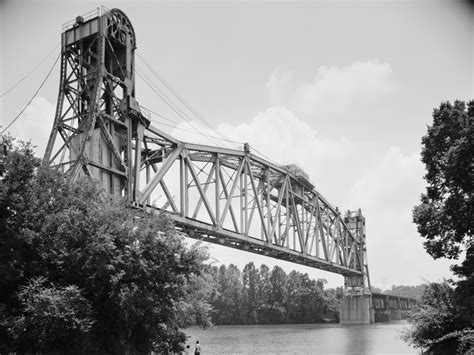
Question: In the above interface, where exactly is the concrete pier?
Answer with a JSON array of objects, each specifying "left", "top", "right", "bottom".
[
  {"left": 340, "top": 294, "right": 373, "bottom": 324},
  {"left": 390, "top": 308, "right": 402, "bottom": 320},
  {"left": 341, "top": 293, "right": 416, "bottom": 324}
]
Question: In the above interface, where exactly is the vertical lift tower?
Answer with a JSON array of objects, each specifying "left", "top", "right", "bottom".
[
  {"left": 342, "top": 210, "right": 373, "bottom": 324},
  {"left": 43, "top": 8, "right": 149, "bottom": 200}
]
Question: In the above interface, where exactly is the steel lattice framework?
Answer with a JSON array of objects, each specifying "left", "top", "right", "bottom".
[{"left": 43, "top": 7, "right": 371, "bottom": 287}]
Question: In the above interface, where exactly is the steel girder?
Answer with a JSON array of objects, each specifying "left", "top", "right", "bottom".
[{"left": 372, "top": 293, "right": 416, "bottom": 310}]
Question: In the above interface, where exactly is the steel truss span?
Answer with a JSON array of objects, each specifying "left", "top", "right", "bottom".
[
  {"left": 43, "top": 7, "right": 370, "bottom": 282},
  {"left": 133, "top": 137, "right": 367, "bottom": 277}
]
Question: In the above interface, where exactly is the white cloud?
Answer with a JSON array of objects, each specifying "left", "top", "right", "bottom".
[
  {"left": 350, "top": 146, "right": 424, "bottom": 211},
  {"left": 266, "top": 68, "right": 294, "bottom": 104},
  {"left": 348, "top": 146, "right": 453, "bottom": 288},
  {"left": 172, "top": 106, "right": 355, "bottom": 187},
  {"left": 267, "top": 60, "right": 394, "bottom": 117}
]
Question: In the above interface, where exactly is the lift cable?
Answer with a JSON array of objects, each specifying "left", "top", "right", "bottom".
[
  {"left": 0, "top": 42, "right": 60, "bottom": 98},
  {"left": 135, "top": 67, "right": 224, "bottom": 147},
  {"left": 139, "top": 103, "right": 243, "bottom": 145},
  {"left": 135, "top": 65, "right": 224, "bottom": 147},
  {"left": 141, "top": 106, "right": 244, "bottom": 145},
  {"left": 136, "top": 67, "right": 219, "bottom": 146},
  {"left": 136, "top": 53, "right": 279, "bottom": 164},
  {"left": 139, "top": 104, "right": 180, "bottom": 125},
  {"left": 137, "top": 52, "right": 216, "bottom": 131},
  {"left": 250, "top": 147, "right": 279, "bottom": 166},
  {"left": 1, "top": 51, "right": 61, "bottom": 134},
  {"left": 149, "top": 118, "right": 244, "bottom": 145},
  {"left": 136, "top": 52, "right": 236, "bottom": 147}
]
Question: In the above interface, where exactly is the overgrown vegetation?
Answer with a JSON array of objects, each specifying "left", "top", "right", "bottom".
[
  {"left": 402, "top": 281, "right": 472, "bottom": 354},
  {"left": 405, "top": 100, "right": 474, "bottom": 353},
  {"left": 0, "top": 137, "right": 212, "bottom": 354}
]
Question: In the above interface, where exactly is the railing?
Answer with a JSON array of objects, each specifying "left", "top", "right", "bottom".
[{"left": 61, "top": 6, "right": 111, "bottom": 31}]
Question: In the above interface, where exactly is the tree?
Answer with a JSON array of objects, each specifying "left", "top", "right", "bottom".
[
  {"left": 451, "top": 244, "right": 474, "bottom": 325},
  {"left": 175, "top": 253, "right": 215, "bottom": 329},
  {"left": 242, "top": 262, "right": 259, "bottom": 324},
  {"left": 413, "top": 100, "right": 473, "bottom": 259},
  {"left": 409, "top": 100, "right": 473, "bottom": 354},
  {"left": 257, "top": 264, "right": 273, "bottom": 323},
  {"left": 383, "top": 284, "right": 426, "bottom": 299},
  {"left": 0, "top": 138, "right": 211, "bottom": 354},
  {"left": 204, "top": 262, "right": 341, "bottom": 325},
  {"left": 8, "top": 277, "right": 95, "bottom": 353},
  {"left": 323, "top": 287, "right": 343, "bottom": 322},
  {"left": 402, "top": 282, "right": 471, "bottom": 354},
  {"left": 211, "top": 264, "right": 244, "bottom": 324},
  {"left": 286, "top": 271, "right": 317, "bottom": 323},
  {"left": 268, "top": 266, "right": 288, "bottom": 323}
]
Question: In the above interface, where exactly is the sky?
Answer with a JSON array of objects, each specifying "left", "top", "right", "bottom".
[{"left": 1, "top": 0, "right": 472, "bottom": 290}]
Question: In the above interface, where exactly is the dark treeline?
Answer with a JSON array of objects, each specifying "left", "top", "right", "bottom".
[
  {"left": 370, "top": 284, "right": 426, "bottom": 299},
  {"left": 382, "top": 285, "right": 425, "bottom": 299},
  {"left": 204, "top": 263, "right": 343, "bottom": 325}
]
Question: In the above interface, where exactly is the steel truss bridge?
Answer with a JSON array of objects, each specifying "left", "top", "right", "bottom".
[{"left": 43, "top": 7, "right": 375, "bottom": 301}]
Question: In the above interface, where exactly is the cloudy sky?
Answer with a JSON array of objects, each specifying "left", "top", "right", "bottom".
[{"left": 1, "top": 0, "right": 472, "bottom": 289}]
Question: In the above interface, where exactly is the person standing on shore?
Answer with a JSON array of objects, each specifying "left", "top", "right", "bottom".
[{"left": 194, "top": 340, "right": 201, "bottom": 355}]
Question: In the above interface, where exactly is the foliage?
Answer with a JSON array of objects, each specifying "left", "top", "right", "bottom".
[
  {"left": 409, "top": 100, "right": 473, "bottom": 354},
  {"left": 210, "top": 264, "right": 244, "bottom": 324},
  {"left": 242, "top": 262, "right": 259, "bottom": 324},
  {"left": 207, "top": 262, "right": 341, "bottom": 325},
  {"left": 322, "top": 287, "right": 343, "bottom": 323},
  {"left": 451, "top": 242, "right": 474, "bottom": 325},
  {"left": 268, "top": 266, "right": 288, "bottom": 323},
  {"left": 7, "top": 277, "right": 95, "bottom": 353},
  {"left": 0, "top": 138, "right": 212, "bottom": 354},
  {"left": 383, "top": 284, "right": 426, "bottom": 299},
  {"left": 286, "top": 271, "right": 326, "bottom": 323},
  {"left": 426, "top": 329, "right": 474, "bottom": 355},
  {"left": 412, "top": 100, "right": 473, "bottom": 259},
  {"left": 402, "top": 282, "right": 471, "bottom": 353},
  {"left": 176, "top": 260, "right": 215, "bottom": 329}
]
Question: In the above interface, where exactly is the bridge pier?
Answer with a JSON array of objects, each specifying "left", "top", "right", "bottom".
[
  {"left": 340, "top": 294, "right": 374, "bottom": 324},
  {"left": 390, "top": 308, "right": 402, "bottom": 320}
]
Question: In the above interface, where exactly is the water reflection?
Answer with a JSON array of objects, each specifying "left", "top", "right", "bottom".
[{"left": 183, "top": 321, "right": 416, "bottom": 354}]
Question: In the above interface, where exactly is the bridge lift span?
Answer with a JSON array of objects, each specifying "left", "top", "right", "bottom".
[{"left": 43, "top": 7, "right": 377, "bottom": 323}]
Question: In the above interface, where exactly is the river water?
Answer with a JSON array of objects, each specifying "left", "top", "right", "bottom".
[{"left": 183, "top": 320, "right": 416, "bottom": 354}]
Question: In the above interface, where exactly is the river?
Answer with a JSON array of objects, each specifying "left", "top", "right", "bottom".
[{"left": 183, "top": 320, "right": 416, "bottom": 354}]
